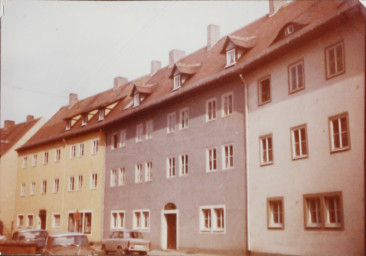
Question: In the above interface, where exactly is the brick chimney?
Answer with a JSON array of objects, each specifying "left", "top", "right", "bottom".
[
  {"left": 269, "top": 0, "right": 290, "bottom": 16},
  {"left": 151, "top": 60, "right": 162, "bottom": 75},
  {"left": 26, "top": 115, "right": 34, "bottom": 122},
  {"left": 113, "top": 76, "right": 128, "bottom": 90},
  {"left": 207, "top": 24, "right": 220, "bottom": 50},
  {"left": 69, "top": 93, "right": 78, "bottom": 107},
  {"left": 169, "top": 49, "right": 186, "bottom": 66},
  {"left": 4, "top": 120, "right": 15, "bottom": 128}
]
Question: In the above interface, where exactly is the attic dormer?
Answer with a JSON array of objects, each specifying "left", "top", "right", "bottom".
[
  {"left": 271, "top": 22, "right": 306, "bottom": 45},
  {"left": 221, "top": 35, "right": 256, "bottom": 68},
  {"left": 130, "top": 83, "right": 156, "bottom": 108},
  {"left": 169, "top": 63, "right": 201, "bottom": 91}
]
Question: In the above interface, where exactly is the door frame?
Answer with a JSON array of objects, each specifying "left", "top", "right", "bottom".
[{"left": 161, "top": 209, "right": 179, "bottom": 250}]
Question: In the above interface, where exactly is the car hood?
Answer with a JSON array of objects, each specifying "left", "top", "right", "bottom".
[
  {"left": 47, "top": 246, "right": 95, "bottom": 255},
  {"left": 128, "top": 238, "right": 150, "bottom": 244}
]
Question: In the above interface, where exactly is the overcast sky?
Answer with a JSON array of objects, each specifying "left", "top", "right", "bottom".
[{"left": 2, "top": 1, "right": 284, "bottom": 125}]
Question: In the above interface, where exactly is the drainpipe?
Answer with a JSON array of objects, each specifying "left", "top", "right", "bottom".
[
  {"left": 101, "top": 129, "right": 106, "bottom": 243},
  {"left": 239, "top": 74, "right": 250, "bottom": 254},
  {"left": 364, "top": 18, "right": 366, "bottom": 256},
  {"left": 62, "top": 138, "right": 67, "bottom": 231}
]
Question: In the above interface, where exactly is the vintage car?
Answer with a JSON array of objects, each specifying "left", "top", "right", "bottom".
[
  {"left": 12, "top": 229, "right": 48, "bottom": 253},
  {"left": 101, "top": 230, "right": 151, "bottom": 255},
  {"left": 42, "top": 232, "right": 97, "bottom": 255}
]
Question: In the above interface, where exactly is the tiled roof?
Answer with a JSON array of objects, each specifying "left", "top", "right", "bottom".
[
  {"left": 18, "top": 0, "right": 364, "bottom": 151},
  {"left": 0, "top": 118, "right": 40, "bottom": 156}
]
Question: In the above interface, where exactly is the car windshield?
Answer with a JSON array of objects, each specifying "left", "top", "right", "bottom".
[
  {"left": 51, "top": 235, "right": 88, "bottom": 248},
  {"left": 124, "top": 232, "right": 142, "bottom": 239},
  {"left": 22, "top": 231, "right": 47, "bottom": 240}
]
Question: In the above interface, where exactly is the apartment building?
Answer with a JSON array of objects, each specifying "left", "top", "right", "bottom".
[{"left": 0, "top": 116, "right": 44, "bottom": 237}]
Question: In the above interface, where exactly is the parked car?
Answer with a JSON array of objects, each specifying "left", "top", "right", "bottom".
[
  {"left": 101, "top": 230, "right": 151, "bottom": 255},
  {"left": 42, "top": 232, "right": 97, "bottom": 255},
  {"left": 12, "top": 229, "right": 48, "bottom": 253}
]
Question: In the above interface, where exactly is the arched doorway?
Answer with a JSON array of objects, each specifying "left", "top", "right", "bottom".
[{"left": 161, "top": 203, "right": 178, "bottom": 250}]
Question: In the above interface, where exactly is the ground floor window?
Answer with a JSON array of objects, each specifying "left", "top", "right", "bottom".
[
  {"left": 52, "top": 213, "right": 61, "bottom": 229},
  {"left": 267, "top": 197, "right": 284, "bottom": 229},
  {"left": 68, "top": 211, "right": 92, "bottom": 234},
  {"left": 26, "top": 214, "right": 34, "bottom": 228},
  {"left": 111, "top": 211, "right": 125, "bottom": 230},
  {"left": 199, "top": 205, "right": 225, "bottom": 233},
  {"left": 17, "top": 214, "right": 24, "bottom": 228},
  {"left": 133, "top": 210, "right": 150, "bottom": 231}
]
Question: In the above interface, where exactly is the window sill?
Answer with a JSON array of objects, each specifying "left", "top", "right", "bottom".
[
  {"left": 222, "top": 166, "right": 234, "bottom": 171},
  {"left": 268, "top": 225, "right": 284, "bottom": 230},
  {"left": 224, "top": 63, "right": 236, "bottom": 69},
  {"left": 221, "top": 113, "right": 233, "bottom": 118},
  {"left": 291, "top": 155, "right": 308, "bottom": 161},
  {"left": 326, "top": 70, "right": 345, "bottom": 80},
  {"left": 206, "top": 169, "right": 217, "bottom": 173},
  {"left": 206, "top": 118, "right": 217, "bottom": 123},
  {"left": 330, "top": 147, "right": 350, "bottom": 154},
  {"left": 289, "top": 86, "right": 305, "bottom": 95},
  {"left": 260, "top": 162, "right": 273, "bottom": 167},
  {"left": 258, "top": 100, "right": 271, "bottom": 106}
]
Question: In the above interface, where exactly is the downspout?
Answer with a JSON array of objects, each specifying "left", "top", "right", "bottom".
[
  {"left": 239, "top": 74, "right": 250, "bottom": 254},
  {"left": 62, "top": 138, "right": 67, "bottom": 231},
  {"left": 364, "top": 17, "right": 366, "bottom": 256},
  {"left": 101, "top": 129, "right": 106, "bottom": 242}
]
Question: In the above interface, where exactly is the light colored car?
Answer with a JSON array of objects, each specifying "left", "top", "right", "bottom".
[
  {"left": 101, "top": 230, "right": 151, "bottom": 255},
  {"left": 12, "top": 229, "right": 48, "bottom": 253},
  {"left": 42, "top": 232, "right": 97, "bottom": 255}
]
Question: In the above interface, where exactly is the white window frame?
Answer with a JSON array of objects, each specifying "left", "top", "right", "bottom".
[
  {"left": 258, "top": 76, "right": 271, "bottom": 105},
  {"left": 78, "top": 143, "right": 85, "bottom": 157},
  {"left": 304, "top": 197, "right": 322, "bottom": 228},
  {"left": 70, "top": 145, "right": 76, "bottom": 159},
  {"left": 52, "top": 213, "right": 61, "bottom": 229},
  {"left": 136, "top": 124, "right": 143, "bottom": 143},
  {"left": 206, "top": 98, "right": 217, "bottom": 122},
  {"left": 53, "top": 178, "right": 59, "bottom": 193},
  {"left": 32, "top": 154, "right": 37, "bottom": 167},
  {"left": 98, "top": 108, "right": 105, "bottom": 121},
  {"left": 167, "top": 113, "right": 176, "bottom": 133},
  {"left": 20, "top": 183, "right": 26, "bottom": 196},
  {"left": 90, "top": 173, "right": 98, "bottom": 189},
  {"left": 91, "top": 139, "right": 99, "bottom": 155},
  {"left": 199, "top": 205, "right": 226, "bottom": 233},
  {"left": 325, "top": 41, "right": 345, "bottom": 79},
  {"left": 41, "top": 180, "right": 47, "bottom": 195},
  {"left": 118, "top": 168, "right": 126, "bottom": 186},
  {"left": 167, "top": 157, "right": 176, "bottom": 178},
  {"left": 111, "top": 210, "right": 125, "bottom": 230},
  {"left": 133, "top": 93, "right": 140, "bottom": 107},
  {"left": 30, "top": 182, "right": 36, "bottom": 196},
  {"left": 110, "top": 169, "right": 117, "bottom": 187},
  {"left": 225, "top": 48, "right": 236, "bottom": 67},
  {"left": 267, "top": 198, "right": 284, "bottom": 229},
  {"left": 146, "top": 120, "right": 153, "bottom": 140},
  {"left": 179, "top": 108, "right": 189, "bottom": 130},
  {"left": 67, "top": 210, "right": 93, "bottom": 234},
  {"left": 81, "top": 115, "right": 88, "bottom": 126},
  {"left": 133, "top": 209, "right": 150, "bottom": 231},
  {"left": 77, "top": 175, "right": 83, "bottom": 191},
  {"left": 179, "top": 154, "right": 188, "bottom": 176},
  {"left": 222, "top": 144, "right": 234, "bottom": 170},
  {"left": 173, "top": 74, "right": 181, "bottom": 90},
  {"left": 145, "top": 162, "right": 152, "bottom": 182},
  {"left": 288, "top": 60, "right": 305, "bottom": 93},
  {"left": 26, "top": 214, "right": 34, "bottom": 228},
  {"left": 69, "top": 176, "right": 75, "bottom": 191},
  {"left": 260, "top": 134, "right": 273, "bottom": 166},
  {"left": 120, "top": 130, "right": 127, "bottom": 147},
  {"left": 291, "top": 124, "right": 308, "bottom": 159},
  {"left": 111, "top": 133, "right": 118, "bottom": 149},
  {"left": 135, "top": 164, "right": 143, "bottom": 183},
  {"left": 329, "top": 113, "right": 350, "bottom": 152},
  {"left": 206, "top": 147, "right": 217, "bottom": 172},
  {"left": 17, "top": 214, "right": 24, "bottom": 228},
  {"left": 222, "top": 93, "right": 233, "bottom": 117},
  {"left": 55, "top": 148, "right": 61, "bottom": 162},
  {"left": 22, "top": 156, "right": 28, "bottom": 169},
  {"left": 43, "top": 151, "right": 49, "bottom": 165}
]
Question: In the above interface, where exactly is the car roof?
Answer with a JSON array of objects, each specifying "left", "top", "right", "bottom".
[
  {"left": 18, "top": 229, "right": 48, "bottom": 233},
  {"left": 48, "top": 232, "right": 86, "bottom": 238}
]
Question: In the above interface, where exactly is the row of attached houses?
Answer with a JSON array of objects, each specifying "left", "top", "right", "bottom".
[{"left": 4, "top": 0, "right": 366, "bottom": 255}]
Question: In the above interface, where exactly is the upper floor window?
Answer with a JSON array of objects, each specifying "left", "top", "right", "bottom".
[
  {"left": 173, "top": 74, "right": 181, "bottom": 90},
  {"left": 92, "top": 139, "right": 99, "bottom": 154},
  {"left": 69, "top": 176, "right": 75, "bottom": 191},
  {"left": 206, "top": 147, "right": 217, "bottom": 172},
  {"left": 41, "top": 180, "right": 47, "bottom": 194},
  {"left": 145, "top": 162, "right": 152, "bottom": 182},
  {"left": 135, "top": 164, "right": 143, "bottom": 183},
  {"left": 133, "top": 93, "right": 140, "bottom": 107},
  {"left": 22, "top": 156, "right": 28, "bottom": 169},
  {"left": 167, "top": 113, "right": 176, "bottom": 133},
  {"left": 98, "top": 109, "right": 105, "bottom": 121},
  {"left": 118, "top": 168, "right": 126, "bottom": 186},
  {"left": 53, "top": 178, "right": 59, "bottom": 193},
  {"left": 167, "top": 157, "right": 176, "bottom": 178},
  {"left": 222, "top": 144, "right": 234, "bottom": 169},
  {"left": 222, "top": 93, "right": 233, "bottom": 117},
  {"left": 199, "top": 205, "right": 225, "bottom": 233},
  {"left": 288, "top": 60, "right": 304, "bottom": 93},
  {"left": 90, "top": 173, "right": 98, "bottom": 189},
  {"left": 146, "top": 121, "right": 153, "bottom": 139},
  {"left": 30, "top": 182, "right": 36, "bottom": 195},
  {"left": 329, "top": 113, "right": 350, "bottom": 152},
  {"left": 77, "top": 175, "right": 83, "bottom": 191},
  {"left": 110, "top": 169, "right": 117, "bottom": 187},
  {"left": 260, "top": 134, "right": 273, "bottom": 166},
  {"left": 65, "top": 120, "right": 71, "bottom": 131},
  {"left": 70, "top": 145, "right": 76, "bottom": 159},
  {"left": 325, "top": 41, "right": 345, "bottom": 79},
  {"left": 20, "top": 183, "right": 26, "bottom": 196},
  {"left": 291, "top": 124, "right": 308, "bottom": 159},
  {"left": 32, "top": 154, "right": 37, "bottom": 167},
  {"left": 226, "top": 48, "right": 236, "bottom": 67},
  {"left": 179, "top": 154, "right": 188, "bottom": 176},
  {"left": 112, "top": 133, "right": 118, "bottom": 149},
  {"left": 258, "top": 76, "right": 271, "bottom": 105},
  {"left": 78, "top": 143, "right": 85, "bottom": 157},
  {"left": 81, "top": 115, "right": 88, "bottom": 126},
  {"left": 136, "top": 124, "right": 143, "bottom": 143},
  {"left": 284, "top": 24, "right": 294, "bottom": 36},
  {"left": 120, "top": 130, "right": 127, "bottom": 147},
  {"left": 267, "top": 197, "right": 284, "bottom": 229},
  {"left": 55, "top": 148, "right": 61, "bottom": 162},
  {"left": 180, "top": 108, "right": 189, "bottom": 129},
  {"left": 206, "top": 98, "right": 217, "bottom": 122},
  {"left": 43, "top": 151, "right": 49, "bottom": 165}
]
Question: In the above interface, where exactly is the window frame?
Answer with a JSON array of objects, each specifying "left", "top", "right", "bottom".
[
  {"left": 43, "top": 151, "right": 49, "bottom": 165},
  {"left": 70, "top": 145, "right": 76, "bottom": 159},
  {"left": 145, "top": 162, "right": 152, "bottom": 182},
  {"left": 173, "top": 74, "right": 181, "bottom": 90},
  {"left": 52, "top": 213, "right": 61, "bottom": 229},
  {"left": 90, "top": 173, "right": 98, "bottom": 189},
  {"left": 259, "top": 134, "right": 274, "bottom": 166},
  {"left": 111, "top": 210, "right": 125, "bottom": 230},
  {"left": 77, "top": 175, "right": 83, "bottom": 191},
  {"left": 41, "top": 180, "right": 47, "bottom": 195},
  {"left": 167, "top": 157, "right": 176, "bottom": 178},
  {"left": 26, "top": 214, "right": 34, "bottom": 228},
  {"left": 111, "top": 133, "right": 119, "bottom": 149},
  {"left": 267, "top": 197, "right": 284, "bottom": 230},
  {"left": 118, "top": 168, "right": 126, "bottom": 186},
  {"left": 206, "top": 147, "right": 217, "bottom": 172},
  {"left": 22, "top": 156, "right": 28, "bottom": 169},
  {"left": 136, "top": 124, "right": 144, "bottom": 143},
  {"left": 20, "top": 183, "right": 26, "bottom": 197},
  {"left": 290, "top": 124, "right": 308, "bottom": 160},
  {"left": 199, "top": 205, "right": 226, "bottom": 234},
  {"left": 17, "top": 214, "right": 24, "bottom": 228},
  {"left": 225, "top": 48, "right": 236, "bottom": 67},
  {"left": 167, "top": 113, "right": 176, "bottom": 133},
  {"left": 222, "top": 92, "right": 233, "bottom": 117},
  {"left": 133, "top": 209, "right": 150, "bottom": 232},
  {"left": 91, "top": 139, "right": 99, "bottom": 155},
  {"left": 222, "top": 143, "right": 234, "bottom": 170},
  {"left": 30, "top": 182, "right": 36, "bottom": 196},
  {"left": 146, "top": 120, "right": 153, "bottom": 140},
  {"left": 69, "top": 176, "right": 75, "bottom": 191},
  {"left": 206, "top": 98, "right": 217, "bottom": 122},
  {"left": 110, "top": 169, "right": 117, "bottom": 187},
  {"left": 53, "top": 178, "right": 59, "bottom": 193},
  {"left": 32, "top": 154, "right": 37, "bottom": 167},
  {"left": 120, "top": 130, "right": 127, "bottom": 148},
  {"left": 179, "top": 154, "right": 189, "bottom": 176},
  {"left": 78, "top": 143, "right": 85, "bottom": 157},
  {"left": 325, "top": 41, "right": 345, "bottom": 80},
  {"left": 135, "top": 164, "right": 143, "bottom": 184},
  {"left": 258, "top": 75, "right": 271, "bottom": 106},
  {"left": 179, "top": 108, "right": 189, "bottom": 130},
  {"left": 328, "top": 112, "right": 350, "bottom": 153},
  {"left": 288, "top": 59, "right": 305, "bottom": 94},
  {"left": 55, "top": 148, "right": 61, "bottom": 162}
]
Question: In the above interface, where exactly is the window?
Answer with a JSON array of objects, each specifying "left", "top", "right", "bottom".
[
  {"left": 136, "top": 124, "right": 143, "bottom": 143},
  {"left": 329, "top": 113, "right": 350, "bottom": 152},
  {"left": 206, "top": 148, "right": 217, "bottom": 172},
  {"left": 66, "top": 120, "right": 71, "bottom": 131},
  {"left": 41, "top": 180, "right": 47, "bottom": 194},
  {"left": 133, "top": 210, "right": 150, "bottom": 231},
  {"left": 110, "top": 169, "right": 117, "bottom": 187},
  {"left": 30, "top": 182, "right": 36, "bottom": 195},
  {"left": 32, "top": 154, "right": 37, "bottom": 167},
  {"left": 226, "top": 48, "right": 236, "bottom": 67},
  {"left": 78, "top": 143, "right": 84, "bottom": 157},
  {"left": 284, "top": 24, "right": 294, "bottom": 36},
  {"left": 291, "top": 125, "right": 308, "bottom": 159},
  {"left": 304, "top": 192, "right": 343, "bottom": 230},
  {"left": 26, "top": 214, "right": 33, "bottom": 228},
  {"left": 325, "top": 41, "right": 345, "bottom": 79},
  {"left": 180, "top": 108, "right": 189, "bottom": 129},
  {"left": 90, "top": 173, "right": 98, "bottom": 189},
  {"left": 111, "top": 211, "right": 125, "bottom": 230},
  {"left": 22, "top": 156, "right": 28, "bottom": 169},
  {"left": 20, "top": 183, "right": 26, "bottom": 196},
  {"left": 52, "top": 214, "right": 61, "bottom": 228},
  {"left": 92, "top": 139, "right": 99, "bottom": 154},
  {"left": 167, "top": 157, "right": 175, "bottom": 178},
  {"left": 206, "top": 98, "right": 217, "bottom": 122},
  {"left": 222, "top": 93, "right": 233, "bottom": 117},
  {"left": 70, "top": 145, "right": 76, "bottom": 159},
  {"left": 53, "top": 178, "right": 59, "bottom": 193},
  {"left": 222, "top": 144, "right": 234, "bottom": 169},
  {"left": 133, "top": 93, "right": 140, "bottom": 107},
  {"left": 81, "top": 115, "right": 88, "bottom": 126},
  {"left": 258, "top": 76, "right": 271, "bottom": 105},
  {"left": 43, "top": 151, "right": 49, "bottom": 165},
  {"left": 146, "top": 121, "right": 153, "bottom": 139},
  {"left": 120, "top": 130, "right": 127, "bottom": 147},
  {"left": 98, "top": 108, "right": 105, "bottom": 121},
  {"left": 199, "top": 206, "right": 225, "bottom": 233},
  {"left": 69, "top": 176, "right": 75, "bottom": 191},
  {"left": 167, "top": 113, "right": 176, "bottom": 133},
  {"left": 77, "top": 175, "right": 83, "bottom": 191},
  {"left": 17, "top": 215, "right": 24, "bottom": 227},
  {"left": 68, "top": 211, "right": 92, "bottom": 234},
  {"left": 118, "top": 168, "right": 126, "bottom": 186},
  {"left": 267, "top": 198, "right": 284, "bottom": 229},
  {"left": 288, "top": 60, "right": 304, "bottom": 93},
  {"left": 179, "top": 154, "right": 188, "bottom": 176},
  {"left": 260, "top": 135, "right": 273, "bottom": 166},
  {"left": 135, "top": 164, "right": 143, "bottom": 183},
  {"left": 173, "top": 74, "right": 181, "bottom": 90},
  {"left": 55, "top": 148, "right": 61, "bottom": 162},
  {"left": 112, "top": 133, "right": 118, "bottom": 149},
  {"left": 145, "top": 162, "right": 152, "bottom": 182}
]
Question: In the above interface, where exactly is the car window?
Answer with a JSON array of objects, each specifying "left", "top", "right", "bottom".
[
  {"left": 118, "top": 232, "right": 123, "bottom": 238},
  {"left": 51, "top": 236, "right": 88, "bottom": 247}
]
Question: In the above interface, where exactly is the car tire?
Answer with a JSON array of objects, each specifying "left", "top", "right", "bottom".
[
  {"left": 117, "top": 246, "right": 125, "bottom": 255},
  {"left": 101, "top": 245, "right": 108, "bottom": 255}
]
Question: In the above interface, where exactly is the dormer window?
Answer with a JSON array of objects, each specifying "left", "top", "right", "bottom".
[
  {"left": 81, "top": 115, "right": 88, "bottom": 126},
  {"left": 98, "top": 109, "right": 105, "bottom": 121},
  {"left": 133, "top": 93, "right": 140, "bottom": 107},
  {"left": 173, "top": 75, "right": 181, "bottom": 90},
  {"left": 65, "top": 120, "right": 71, "bottom": 131},
  {"left": 284, "top": 25, "right": 294, "bottom": 36},
  {"left": 226, "top": 49, "right": 236, "bottom": 67}
]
